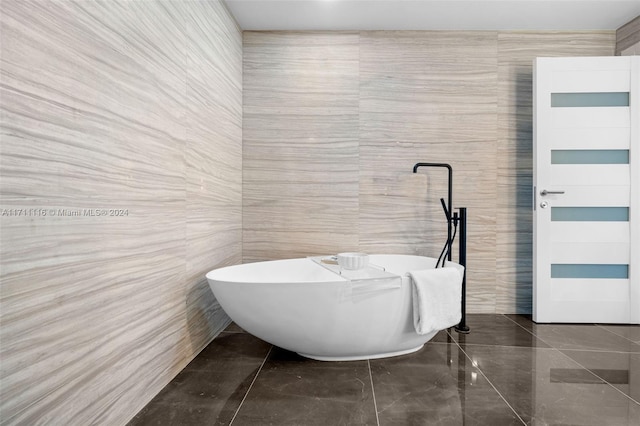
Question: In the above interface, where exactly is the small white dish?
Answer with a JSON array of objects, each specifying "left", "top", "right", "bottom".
[{"left": 337, "top": 252, "right": 369, "bottom": 270}]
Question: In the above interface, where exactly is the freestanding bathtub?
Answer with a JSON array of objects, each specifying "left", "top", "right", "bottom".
[{"left": 206, "top": 254, "right": 461, "bottom": 361}]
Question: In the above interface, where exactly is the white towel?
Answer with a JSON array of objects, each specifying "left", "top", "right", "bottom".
[{"left": 409, "top": 265, "right": 464, "bottom": 335}]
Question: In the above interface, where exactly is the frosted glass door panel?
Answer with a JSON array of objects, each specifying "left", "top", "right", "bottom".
[
  {"left": 550, "top": 264, "right": 629, "bottom": 279},
  {"left": 551, "top": 207, "right": 629, "bottom": 221},
  {"left": 551, "top": 92, "right": 629, "bottom": 107},
  {"left": 551, "top": 150, "right": 629, "bottom": 164}
]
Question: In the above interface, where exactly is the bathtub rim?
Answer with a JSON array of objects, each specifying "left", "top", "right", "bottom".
[{"left": 206, "top": 254, "right": 457, "bottom": 285}]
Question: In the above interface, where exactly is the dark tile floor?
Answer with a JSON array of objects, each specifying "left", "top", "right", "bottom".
[{"left": 129, "top": 314, "right": 640, "bottom": 425}]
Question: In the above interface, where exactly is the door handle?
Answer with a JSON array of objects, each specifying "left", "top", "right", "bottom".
[{"left": 540, "top": 189, "right": 565, "bottom": 196}]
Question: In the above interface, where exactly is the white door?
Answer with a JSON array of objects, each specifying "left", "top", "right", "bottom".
[{"left": 533, "top": 56, "right": 639, "bottom": 324}]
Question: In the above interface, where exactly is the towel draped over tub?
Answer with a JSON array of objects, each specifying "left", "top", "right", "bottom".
[{"left": 409, "top": 263, "right": 464, "bottom": 335}]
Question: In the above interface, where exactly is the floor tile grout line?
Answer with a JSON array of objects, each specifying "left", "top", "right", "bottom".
[
  {"left": 228, "top": 345, "right": 272, "bottom": 426},
  {"left": 594, "top": 323, "right": 640, "bottom": 346},
  {"left": 501, "top": 314, "right": 544, "bottom": 339},
  {"left": 501, "top": 316, "right": 640, "bottom": 407},
  {"left": 447, "top": 341, "right": 640, "bottom": 354},
  {"left": 452, "top": 342, "right": 558, "bottom": 350},
  {"left": 455, "top": 340, "right": 527, "bottom": 425},
  {"left": 367, "top": 359, "right": 381, "bottom": 426},
  {"left": 500, "top": 314, "right": 562, "bottom": 350},
  {"left": 544, "top": 347, "right": 640, "bottom": 354},
  {"left": 448, "top": 315, "right": 552, "bottom": 349},
  {"left": 500, "top": 314, "right": 640, "bottom": 354},
  {"left": 553, "top": 348, "right": 640, "bottom": 407}
]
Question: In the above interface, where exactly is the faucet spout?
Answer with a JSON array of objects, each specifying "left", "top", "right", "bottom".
[{"left": 412, "top": 162, "right": 454, "bottom": 261}]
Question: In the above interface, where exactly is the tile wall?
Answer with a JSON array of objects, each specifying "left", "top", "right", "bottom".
[
  {"left": 0, "top": 1, "right": 241, "bottom": 424},
  {"left": 243, "top": 32, "right": 360, "bottom": 259},
  {"left": 243, "top": 30, "right": 615, "bottom": 314},
  {"left": 616, "top": 15, "right": 640, "bottom": 55}
]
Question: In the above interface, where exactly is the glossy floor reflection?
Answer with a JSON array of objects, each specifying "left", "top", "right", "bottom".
[{"left": 129, "top": 315, "right": 640, "bottom": 425}]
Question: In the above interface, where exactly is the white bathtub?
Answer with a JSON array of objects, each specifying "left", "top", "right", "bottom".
[{"left": 206, "top": 254, "right": 459, "bottom": 361}]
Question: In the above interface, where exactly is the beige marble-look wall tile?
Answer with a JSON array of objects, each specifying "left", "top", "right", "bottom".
[
  {"left": 359, "top": 31, "right": 499, "bottom": 313},
  {"left": 496, "top": 31, "right": 615, "bottom": 313},
  {"left": 243, "top": 32, "right": 360, "bottom": 262},
  {"left": 616, "top": 15, "right": 640, "bottom": 55},
  {"left": 184, "top": 0, "right": 241, "bottom": 359},
  {"left": 1, "top": 1, "right": 241, "bottom": 424},
  {"left": 0, "top": 1, "right": 188, "bottom": 423},
  {"left": 243, "top": 30, "right": 616, "bottom": 315}
]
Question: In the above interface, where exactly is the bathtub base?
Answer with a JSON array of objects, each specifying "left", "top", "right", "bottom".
[{"left": 297, "top": 344, "right": 425, "bottom": 362}]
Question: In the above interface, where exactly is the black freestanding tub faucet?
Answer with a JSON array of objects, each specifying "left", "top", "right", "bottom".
[{"left": 413, "top": 162, "right": 469, "bottom": 334}]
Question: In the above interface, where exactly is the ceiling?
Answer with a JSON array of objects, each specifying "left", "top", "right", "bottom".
[{"left": 224, "top": 0, "right": 640, "bottom": 31}]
